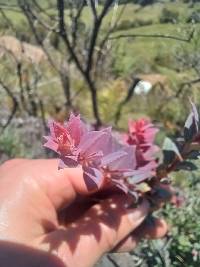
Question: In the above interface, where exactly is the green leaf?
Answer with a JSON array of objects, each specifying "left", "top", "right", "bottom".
[{"left": 163, "top": 137, "right": 182, "bottom": 165}]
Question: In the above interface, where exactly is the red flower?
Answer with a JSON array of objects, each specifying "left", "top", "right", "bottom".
[
  {"left": 125, "top": 118, "right": 159, "bottom": 176},
  {"left": 44, "top": 115, "right": 159, "bottom": 195}
]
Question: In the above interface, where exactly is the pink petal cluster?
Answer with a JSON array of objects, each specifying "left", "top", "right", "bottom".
[
  {"left": 44, "top": 114, "right": 135, "bottom": 192},
  {"left": 44, "top": 114, "right": 158, "bottom": 195},
  {"left": 124, "top": 118, "right": 159, "bottom": 183}
]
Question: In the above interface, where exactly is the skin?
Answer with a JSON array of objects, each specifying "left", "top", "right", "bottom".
[{"left": 0, "top": 159, "right": 168, "bottom": 267}]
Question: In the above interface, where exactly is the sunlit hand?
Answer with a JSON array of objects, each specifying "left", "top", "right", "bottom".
[{"left": 0, "top": 159, "right": 167, "bottom": 267}]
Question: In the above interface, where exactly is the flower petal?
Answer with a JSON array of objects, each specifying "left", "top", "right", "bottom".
[
  {"left": 66, "top": 113, "right": 87, "bottom": 145},
  {"left": 43, "top": 136, "right": 59, "bottom": 153},
  {"left": 78, "top": 130, "right": 110, "bottom": 155},
  {"left": 83, "top": 166, "right": 103, "bottom": 188}
]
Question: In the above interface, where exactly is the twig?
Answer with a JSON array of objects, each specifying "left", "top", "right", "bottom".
[
  {"left": 107, "top": 255, "right": 121, "bottom": 267},
  {"left": 0, "top": 79, "right": 18, "bottom": 132},
  {"left": 109, "top": 29, "right": 195, "bottom": 42}
]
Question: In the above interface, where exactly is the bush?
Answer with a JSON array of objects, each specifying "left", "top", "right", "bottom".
[
  {"left": 160, "top": 8, "right": 179, "bottom": 24},
  {"left": 115, "top": 19, "right": 153, "bottom": 31},
  {"left": 132, "top": 171, "right": 200, "bottom": 267},
  {"left": 187, "top": 10, "right": 200, "bottom": 23},
  {"left": 0, "top": 128, "right": 26, "bottom": 158}
]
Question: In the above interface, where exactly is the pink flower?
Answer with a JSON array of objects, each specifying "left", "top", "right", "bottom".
[
  {"left": 121, "top": 118, "right": 159, "bottom": 185},
  {"left": 127, "top": 119, "right": 158, "bottom": 145},
  {"left": 44, "top": 113, "right": 86, "bottom": 155},
  {"left": 44, "top": 114, "right": 113, "bottom": 188},
  {"left": 44, "top": 114, "right": 157, "bottom": 195},
  {"left": 101, "top": 145, "right": 137, "bottom": 193}
]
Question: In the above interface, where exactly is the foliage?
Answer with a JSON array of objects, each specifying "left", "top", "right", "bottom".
[
  {"left": 0, "top": 127, "right": 26, "bottom": 158},
  {"left": 187, "top": 9, "right": 200, "bottom": 23},
  {"left": 160, "top": 8, "right": 179, "bottom": 24},
  {"left": 114, "top": 19, "right": 153, "bottom": 31},
  {"left": 133, "top": 172, "right": 200, "bottom": 267},
  {"left": 0, "top": 1, "right": 200, "bottom": 266}
]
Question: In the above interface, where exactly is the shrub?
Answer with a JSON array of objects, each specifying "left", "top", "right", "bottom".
[
  {"left": 187, "top": 9, "right": 200, "bottom": 23},
  {"left": 160, "top": 8, "right": 179, "bottom": 24},
  {"left": 115, "top": 19, "right": 153, "bottom": 31}
]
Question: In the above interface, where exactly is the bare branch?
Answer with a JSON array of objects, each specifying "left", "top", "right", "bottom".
[
  {"left": 114, "top": 78, "right": 141, "bottom": 125},
  {"left": 88, "top": 0, "right": 98, "bottom": 20},
  {"left": 0, "top": 4, "right": 21, "bottom": 12},
  {"left": 56, "top": 0, "right": 85, "bottom": 76},
  {"left": 18, "top": 2, "right": 59, "bottom": 72},
  {"left": 0, "top": 9, "right": 16, "bottom": 32},
  {"left": 71, "top": 0, "right": 85, "bottom": 48},
  {"left": 95, "top": 3, "right": 127, "bottom": 74},
  {"left": 27, "top": 8, "right": 58, "bottom": 32},
  {"left": 109, "top": 29, "right": 195, "bottom": 42},
  {"left": 85, "top": 0, "right": 115, "bottom": 75},
  {"left": 176, "top": 77, "right": 200, "bottom": 97},
  {"left": 31, "top": 0, "right": 57, "bottom": 20},
  {"left": 0, "top": 79, "right": 18, "bottom": 131}
]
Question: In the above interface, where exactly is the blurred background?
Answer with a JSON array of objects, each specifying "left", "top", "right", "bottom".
[{"left": 0, "top": 0, "right": 200, "bottom": 266}]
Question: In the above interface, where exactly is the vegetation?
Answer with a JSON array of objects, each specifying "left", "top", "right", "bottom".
[{"left": 0, "top": 0, "right": 200, "bottom": 266}]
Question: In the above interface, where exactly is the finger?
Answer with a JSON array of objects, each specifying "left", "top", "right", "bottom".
[
  {"left": 20, "top": 159, "right": 101, "bottom": 210},
  {"left": 0, "top": 159, "right": 28, "bottom": 176},
  {"left": 1, "top": 159, "right": 101, "bottom": 211},
  {"left": 42, "top": 195, "right": 149, "bottom": 267},
  {"left": 114, "top": 217, "right": 168, "bottom": 252}
]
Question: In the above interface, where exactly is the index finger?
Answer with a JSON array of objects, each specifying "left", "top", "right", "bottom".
[
  {"left": 0, "top": 159, "right": 100, "bottom": 211},
  {"left": 25, "top": 159, "right": 102, "bottom": 210}
]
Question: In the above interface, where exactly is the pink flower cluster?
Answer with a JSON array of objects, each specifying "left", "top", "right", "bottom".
[
  {"left": 125, "top": 119, "right": 159, "bottom": 168},
  {"left": 44, "top": 114, "right": 159, "bottom": 195}
]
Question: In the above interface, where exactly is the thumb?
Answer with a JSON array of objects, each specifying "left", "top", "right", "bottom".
[{"left": 42, "top": 196, "right": 149, "bottom": 267}]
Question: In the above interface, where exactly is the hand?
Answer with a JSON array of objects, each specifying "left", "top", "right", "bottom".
[{"left": 0, "top": 159, "right": 167, "bottom": 267}]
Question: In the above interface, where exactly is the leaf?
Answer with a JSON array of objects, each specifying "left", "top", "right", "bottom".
[
  {"left": 184, "top": 118, "right": 197, "bottom": 142},
  {"left": 101, "top": 151, "right": 128, "bottom": 167},
  {"left": 184, "top": 101, "right": 199, "bottom": 142},
  {"left": 187, "top": 150, "right": 200, "bottom": 160},
  {"left": 163, "top": 137, "right": 183, "bottom": 165},
  {"left": 135, "top": 182, "right": 151, "bottom": 193},
  {"left": 78, "top": 130, "right": 110, "bottom": 155},
  {"left": 83, "top": 166, "right": 103, "bottom": 189},
  {"left": 175, "top": 161, "right": 198, "bottom": 171},
  {"left": 190, "top": 100, "right": 199, "bottom": 129},
  {"left": 127, "top": 169, "right": 154, "bottom": 184}
]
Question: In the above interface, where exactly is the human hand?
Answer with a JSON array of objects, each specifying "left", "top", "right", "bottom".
[{"left": 0, "top": 159, "right": 168, "bottom": 267}]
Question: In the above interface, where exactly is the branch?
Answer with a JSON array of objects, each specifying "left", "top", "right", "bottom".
[
  {"left": 155, "top": 77, "right": 200, "bottom": 115},
  {"left": 0, "top": 79, "right": 18, "bottom": 131},
  {"left": 31, "top": 0, "right": 56, "bottom": 20},
  {"left": 95, "top": 3, "right": 127, "bottom": 73},
  {"left": 107, "top": 255, "right": 121, "bottom": 267},
  {"left": 109, "top": 29, "right": 195, "bottom": 42},
  {"left": 27, "top": 7, "right": 58, "bottom": 32},
  {"left": 56, "top": 0, "right": 85, "bottom": 76},
  {"left": 0, "top": 9, "right": 16, "bottom": 32},
  {"left": 0, "top": 4, "right": 21, "bottom": 12},
  {"left": 71, "top": 0, "right": 85, "bottom": 48},
  {"left": 18, "top": 2, "right": 59, "bottom": 72},
  {"left": 114, "top": 78, "right": 141, "bottom": 125},
  {"left": 88, "top": 0, "right": 97, "bottom": 20},
  {"left": 85, "top": 0, "right": 115, "bottom": 75},
  {"left": 176, "top": 77, "right": 200, "bottom": 97},
  {"left": 20, "top": 1, "right": 75, "bottom": 111}
]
